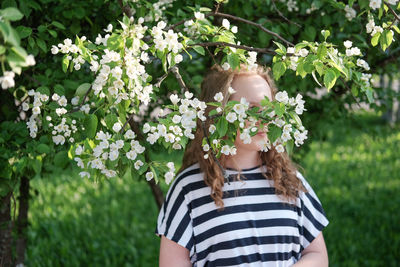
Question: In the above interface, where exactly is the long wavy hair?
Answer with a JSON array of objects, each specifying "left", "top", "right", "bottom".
[{"left": 178, "top": 63, "right": 308, "bottom": 211}]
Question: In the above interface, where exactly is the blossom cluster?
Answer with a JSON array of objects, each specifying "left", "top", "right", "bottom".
[
  {"left": 200, "top": 89, "right": 308, "bottom": 160},
  {"left": 344, "top": 5, "right": 356, "bottom": 21},
  {"left": 52, "top": 18, "right": 154, "bottom": 107},
  {"left": 144, "top": 91, "right": 207, "bottom": 150},
  {"left": 0, "top": 55, "right": 35, "bottom": 90},
  {"left": 285, "top": 47, "right": 310, "bottom": 71},
  {"left": 24, "top": 89, "right": 49, "bottom": 138}
]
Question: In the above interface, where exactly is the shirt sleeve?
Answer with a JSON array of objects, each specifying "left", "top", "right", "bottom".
[
  {"left": 296, "top": 171, "right": 329, "bottom": 252},
  {"left": 155, "top": 174, "right": 195, "bottom": 254}
]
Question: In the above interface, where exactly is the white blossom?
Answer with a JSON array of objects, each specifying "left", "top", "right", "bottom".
[
  {"left": 0, "top": 71, "right": 15, "bottom": 89},
  {"left": 222, "top": 19, "right": 230, "bottom": 30},
  {"left": 221, "top": 62, "right": 230, "bottom": 70},
  {"left": 145, "top": 171, "right": 154, "bottom": 181},
  {"left": 344, "top": 40, "right": 352, "bottom": 49},
  {"left": 214, "top": 92, "right": 224, "bottom": 102},
  {"left": 209, "top": 124, "right": 216, "bottom": 134},
  {"left": 275, "top": 144, "right": 285, "bottom": 153},
  {"left": 226, "top": 112, "right": 237, "bottom": 123},
  {"left": 369, "top": 0, "right": 382, "bottom": 10},
  {"left": 275, "top": 91, "right": 289, "bottom": 104},
  {"left": 228, "top": 86, "right": 236, "bottom": 94},
  {"left": 165, "top": 171, "right": 174, "bottom": 184},
  {"left": 112, "top": 122, "right": 122, "bottom": 132}
]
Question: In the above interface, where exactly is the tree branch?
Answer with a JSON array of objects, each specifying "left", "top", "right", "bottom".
[
  {"left": 117, "top": 0, "right": 133, "bottom": 18},
  {"left": 210, "top": 12, "right": 295, "bottom": 47},
  {"left": 68, "top": 85, "right": 92, "bottom": 113},
  {"left": 170, "top": 66, "right": 188, "bottom": 94},
  {"left": 168, "top": 11, "right": 294, "bottom": 47},
  {"left": 188, "top": 41, "right": 276, "bottom": 55},
  {"left": 384, "top": 1, "right": 400, "bottom": 22},
  {"left": 271, "top": 0, "right": 302, "bottom": 28}
]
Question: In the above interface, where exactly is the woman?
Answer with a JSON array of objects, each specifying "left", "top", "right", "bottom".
[{"left": 155, "top": 63, "right": 329, "bottom": 266}]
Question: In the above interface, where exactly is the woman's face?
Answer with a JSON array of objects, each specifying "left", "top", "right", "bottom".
[{"left": 229, "top": 74, "right": 273, "bottom": 152}]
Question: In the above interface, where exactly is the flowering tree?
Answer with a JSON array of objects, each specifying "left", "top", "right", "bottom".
[{"left": 1, "top": 0, "right": 400, "bottom": 265}]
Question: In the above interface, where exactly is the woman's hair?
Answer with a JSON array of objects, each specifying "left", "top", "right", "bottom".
[{"left": 178, "top": 63, "right": 308, "bottom": 211}]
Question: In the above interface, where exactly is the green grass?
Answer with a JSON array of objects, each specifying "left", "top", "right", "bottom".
[
  {"left": 300, "top": 112, "right": 400, "bottom": 267},
  {"left": 26, "top": 112, "right": 400, "bottom": 266}
]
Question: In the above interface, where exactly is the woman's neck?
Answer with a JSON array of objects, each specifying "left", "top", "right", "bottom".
[{"left": 224, "top": 149, "right": 262, "bottom": 171}]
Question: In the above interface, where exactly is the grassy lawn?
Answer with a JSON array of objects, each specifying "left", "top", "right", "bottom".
[{"left": 27, "top": 112, "right": 400, "bottom": 266}]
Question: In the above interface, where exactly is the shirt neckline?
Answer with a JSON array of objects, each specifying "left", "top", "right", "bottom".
[{"left": 225, "top": 164, "right": 265, "bottom": 172}]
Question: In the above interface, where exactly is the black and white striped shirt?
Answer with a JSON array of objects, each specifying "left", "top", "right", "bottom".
[{"left": 155, "top": 163, "right": 329, "bottom": 266}]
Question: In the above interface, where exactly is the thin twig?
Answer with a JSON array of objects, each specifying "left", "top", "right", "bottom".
[
  {"left": 68, "top": 86, "right": 92, "bottom": 113},
  {"left": 170, "top": 66, "right": 188, "bottom": 93},
  {"left": 188, "top": 41, "right": 276, "bottom": 54},
  {"left": 117, "top": 0, "right": 133, "bottom": 18},
  {"left": 205, "top": 46, "right": 218, "bottom": 65},
  {"left": 120, "top": 112, "right": 135, "bottom": 134},
  {"left": 168, "top": 11, "right": 294, "bottom": 47},
  {"left": 154, "top": 67, "right": 174, "bottom": 88},
  {"left": 201, "top": 121, "right": 230, "bottom": 184},
  {"left": 384, "top": 1, "right": 400, "bottom": 22},
  {"left": 271, "top": 0, "right": 302, "bottom": 28},
  {"left": 210, "top": 12, "right": 295, "bottom": 47},
  {"left": 339, "top": 77, "right": 362, "bottom": 109}
]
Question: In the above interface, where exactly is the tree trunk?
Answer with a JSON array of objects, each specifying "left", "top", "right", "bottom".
[
  {"left": 128, "top": 119, "right": 165, "bottom": 210},
  {"left": 146, "top": 178, "right": 164, "bottom": 210},
  {"left": 0, "top": 192, "right": 12, "bottom": 267},
  {"left": 16, "top": 176, "right": 29, "bottom": 265}
]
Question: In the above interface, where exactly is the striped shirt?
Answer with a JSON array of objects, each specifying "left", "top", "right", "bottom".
[{"left": 155, "top": 163, "right": 329, "bottom": 266}]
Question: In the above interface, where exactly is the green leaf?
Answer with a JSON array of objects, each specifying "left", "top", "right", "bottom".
[
  {"left": 216, "top": 117, "right": 228, "bottom": 137},
  {"left": 36, "top": 38, "right": 47, "bottom": 52},
  {"left": 37, "top": 86, "right": 50, "bottom": 96},
  {"left": 0, "top": 7, "right": 24, "bottom": 21},
  {"left": 76, "top": 83, "right": 91, "bottom": 97},
  {"left": 323, "top": 68, "right": 337, "bottom": 91},
  {"left": 227, "top": 53, "right": 240, "bottom": 70},
  {"left": 321, "top": 30, "right": 330, "bottom": 40},
  {"left": 273, "top": 41, "right": 286, "bottom": 54},
  {"left": 371, "top": 32, "right": 380, "bottom": 47},
  {"left": 16, "top": 26, "right": 32, "bottom": 38},
  {"left": 32, "top": 157, "right": 42, "bottom": 174},
  {"left": 105, "top": 113, "right": 118, "bottom": 129},
  {"left": 311, "top": 71, "right": 323, "bottom": 87},
  {"left": 192, "top": 45, "right": 205, "bottom": 55},
  {"left": 209, "top": 109, "right": 218, "bottom": 116},
  {"left": 51, "top": 21, "right": 66, "bottom": 30},
  {"left": 54, "top": 151, "right": 69, "bottom": 168},
  {"left": 365, "top": 88, "right": 374, "bottom": 103},
  {"left": 47, "top": 29, "right": 57, "bottom": 38},
  {"left": 317, "top": 44, "right": 327, "bottom": 60},
  {"left": 285, "top": 139, "right": 294, "bottom": 156},
  {"left": 0, "top": 21, "right": 20, "bottom": 46},
  {"left": 62, "top": 54, "right": 69, "bottom": 73},
  {"left": 272, "top": 61, "right": 286, "bottom": 80},
  {"left": 54, "top": 84, "right": 65, "bottom": 96},
  {"left": 267, "top": 124, "right": 282, "bottom": 143},
  {"left": 84, "top": 114, "right": 98, "bottom": 139},
  {"left": 36, "top": 144, "right": 50, "bottom": 154},
  {"left": 386, "top": 30, "right": 394, "bottom": 47},
  {"left": 380, "top": 30, "right": 388, "bottom": 51},
  {"left": 351, "top": 84, "right": 359, "bottom": 96},
  {"left": 274, "top": 102, "right": 285, "bottom": 117}
]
